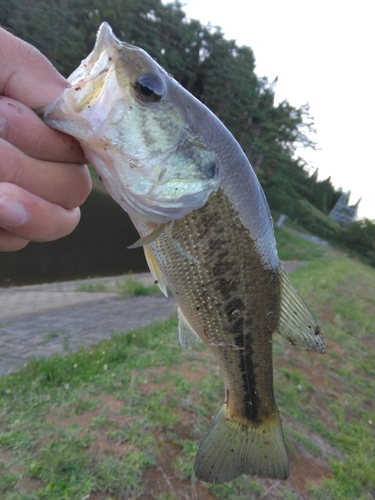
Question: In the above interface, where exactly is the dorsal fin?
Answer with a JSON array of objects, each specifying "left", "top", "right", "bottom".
[
  {"left": 178, "top": 308, "right": 202, "bottom": 346},
  {"left": 143, "top": 246, "right": 168, "bottom": 297},
  {"left": 278, "top": 265, "right": 326, "bottom": 353}
]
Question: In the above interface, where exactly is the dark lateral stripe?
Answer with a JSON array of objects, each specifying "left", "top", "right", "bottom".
[
  {"left": 236, "top": 337, "right": 263, "bottom": 422},
  {"left": 226, "top": 301, "right": 266, "bottom": 422}
]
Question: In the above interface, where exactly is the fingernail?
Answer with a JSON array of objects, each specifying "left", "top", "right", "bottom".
[{"left": 0, "top": 195, "right": 28, "bottom": 226}]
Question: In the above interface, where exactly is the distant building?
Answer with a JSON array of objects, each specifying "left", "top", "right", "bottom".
[{"left": 329, "top": 191, "right": 361, "bottom": 227}]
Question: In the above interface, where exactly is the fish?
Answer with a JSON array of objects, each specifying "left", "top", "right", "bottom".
[{"left": 39, "top": 23, "right": 326, "bottom": 484}]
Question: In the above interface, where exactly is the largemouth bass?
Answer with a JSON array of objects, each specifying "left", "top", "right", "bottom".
[{"left": 39, "top": 23, "right": 326, "bottom": 484}]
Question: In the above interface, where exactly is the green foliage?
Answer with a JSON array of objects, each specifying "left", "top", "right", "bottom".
[
  {"left": 1, "top": 0, "right": 86, "bottom": 75},
  {"left": 294, "top": 198, "right": 343, "bottom": 241},
  {"left": 95, "top": 455, "right": 146, "bottom": 495},
  {"left": 75, "top": 275, "right": 163, "bottom": 296},
  {"left": 75, "top": 281, "right": 108, "bottom": 292},
  {"left": 115, "top": 276, "right": 162, "bottom": 297},
  {"left": 342, "top": 218, "right": 375, "bottom": 266},
  {"left": 303, "top": 171, "right": 343, "bottom": 214},
  {"left": 73, "top": 398, "right": 101, "bottom": 415},
  {"left": 211, "top": 476, "right": 263, "bottom": 499},
  {"left": 274, "top": 226, "right": 327, "bottom": 261},
  {"left": 173, "top": 440, "right": 198, "bottom": 478},
  {"left": 293, "top": 431, "right": 322, "bottom": 457},
  {"left": 2, "top": 0, "right": 373, "bottom": 263},
  {"left": 2, "top": 0, "right": 315, "bottom": 187}
]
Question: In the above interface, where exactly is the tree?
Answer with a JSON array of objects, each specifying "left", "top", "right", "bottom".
[
  {"left": 1, "top": 0, "right": 86, "bottom": 76},
  {"left": 341, "top": 219, "right": 375, "bottom": 266}
]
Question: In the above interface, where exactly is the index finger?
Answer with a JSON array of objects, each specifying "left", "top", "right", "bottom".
[
  {"left": 0, "top": 97, "right": 86, "bottom": 164},
  {"left": 0, "top": 28, "right": 69, "bottom": 108}
]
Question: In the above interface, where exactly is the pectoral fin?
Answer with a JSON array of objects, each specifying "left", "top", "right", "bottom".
[
  {"left": 128, "top": 223, "right": 166, "bottom": 249},
  {"left": 143, "top": 246, "right": 168, "bottom": 297},
  {"left": 178, "top": 308, "right": 202, "bottom": 346},
  {"left": 278, "top": 265, "right": 326, "bottom": 353}
]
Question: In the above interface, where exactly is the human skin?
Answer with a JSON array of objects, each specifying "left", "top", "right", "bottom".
[{"left": 0, "top": 27, "right": 91, "bottom": 252}]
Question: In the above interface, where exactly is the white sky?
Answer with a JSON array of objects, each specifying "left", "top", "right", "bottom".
[{"left": 167, "top": 0, "right": 374, "bottom": 220}]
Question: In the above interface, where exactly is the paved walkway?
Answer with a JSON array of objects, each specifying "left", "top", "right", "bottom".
[
  {"left": 0, "top": 274, "right": 176, "bottom": 376},
  {"left": 0, "top": 262, "right": 302, "bottom": 376}
]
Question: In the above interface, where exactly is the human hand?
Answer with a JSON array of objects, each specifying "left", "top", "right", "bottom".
[{"left": 0, "top": 28, "right": 91, "bottom": 251}]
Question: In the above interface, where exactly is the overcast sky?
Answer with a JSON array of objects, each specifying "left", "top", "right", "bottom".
[{"left": 170, "top": 0, "right": 374, "bottom": 220}]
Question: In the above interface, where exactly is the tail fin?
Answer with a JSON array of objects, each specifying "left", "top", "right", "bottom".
[{"left": 194, "top": 405, "right": 289, "bottom": 484}]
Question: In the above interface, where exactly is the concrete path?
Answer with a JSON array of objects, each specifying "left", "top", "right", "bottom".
[
  {"left": 0, "top": 262, "right": 302, "bottom": 376},
  {"left": 0, "top": 274, "right": 176, "bottom": 376}
]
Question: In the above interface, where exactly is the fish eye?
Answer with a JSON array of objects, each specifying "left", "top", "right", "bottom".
[{"left": 134, "top": 73, "right": 164, "bottom": 102}]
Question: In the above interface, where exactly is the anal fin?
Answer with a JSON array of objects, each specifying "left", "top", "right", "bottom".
[
  {"left": 178, "top": 308, "right": 202, "bottom": 346},
  {"left": 278, "top": 265, "right": 326, "bottom": 353}
]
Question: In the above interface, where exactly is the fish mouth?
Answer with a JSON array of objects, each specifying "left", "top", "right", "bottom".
[
  {"left": 68, "top": 23, "right": 121, "bottom": 89},
  {"left": 45, "top": 24, "right": 124, "bottom": 122}
]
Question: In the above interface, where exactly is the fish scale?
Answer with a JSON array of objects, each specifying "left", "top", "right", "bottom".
[{"left": 133, "top": 186, "right": 284, "bottom": 462}]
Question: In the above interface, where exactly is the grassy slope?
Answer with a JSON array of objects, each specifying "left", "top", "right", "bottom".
[{"left": 1, "top": 229, "right": 375, "bottom": 499}]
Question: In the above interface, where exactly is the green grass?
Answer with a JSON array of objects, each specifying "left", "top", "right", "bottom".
[
  {"left": 75, "top": 281, "right": 108, "bottom": 292},
  {"left": 115, "top": 276, "right": 162, "bottom": 298},
  {"left": 75, "top": 275, "right": 162, "bottom": 297},
  {"left": 1, "top": 245, "right": 375, "bottom": 498},
  {"left": 276, "top": 252, "right": 375, "bottom": 499},
  {"left": 274, "top": 225, "right": 328, "bottom": 261}
]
